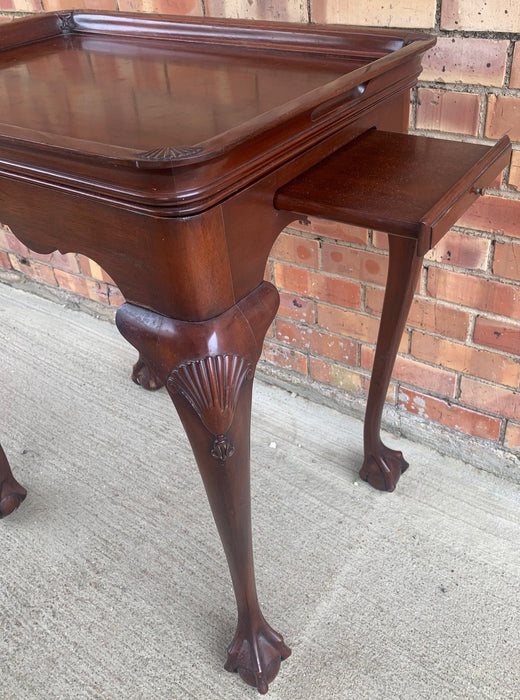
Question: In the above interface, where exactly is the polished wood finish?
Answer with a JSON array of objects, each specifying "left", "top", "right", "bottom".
[
  {"left": 0, "top": 11, "right": 509, "bottom": 693},
  {"left": 0, "top": 11, "right": 433, "bottom": 217},
  {"left": 0, "top": 443, "right": 26, "bottom": 518},
  {"left": 276, "top": 130, "right": 511, "bottom": 490},
  {"left": 116, "top": 282, "right": 290, "bottom": 693},
  {"left": 275, "top": 130, "right": 511, "bottom": 255}
]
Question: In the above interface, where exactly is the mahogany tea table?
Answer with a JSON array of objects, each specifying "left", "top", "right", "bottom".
[{"left": 0, "top": 11, "right": 510, "bottom": 693}]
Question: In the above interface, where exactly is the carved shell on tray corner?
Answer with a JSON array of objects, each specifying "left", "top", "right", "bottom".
[{"left": 136, "top": 145, "right": 203, "bottom": 161}]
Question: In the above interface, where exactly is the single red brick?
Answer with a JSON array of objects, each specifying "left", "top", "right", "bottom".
[
  {"left": 457, "top": 195, "right": 520, "bottom": 240},
  {"left": 269, "top": 231, "right": 320, "bottom": 269},
  {"left": 261, "top": 339, "right": 308, "bottom": 375},
  {"left": 493, "top": 241, "right": 520, "bottom": 282},
  {"left": 416, "top": 89, "right": 480, "bottom": 136},
  {"left": 10, "top": 0, "right": 42, "bottom": 11},
  {"left": 421, "top": 37, "right": 508, "bottom": 87},
  {"left": 322, "top": 243, "right": 388, "bottom": 285},
  {"left": 411, "top": 331, "right": 520, "bottom": 387},
  {"left": 473, "top": 315, "right": 520, "bottom": 355},
  {"left": 427, "top": 267, "right": 520, "bottom": 321},
  {"left": 364, "top": 286, "right": 471, "bottom": 340},
  {"left": 486, "top": 95, "right": 520, "bottom": 141},
  {"left": 371, "top": 231, "right": 390, "bottom": 251},
  {"left": 425, "top": 230, "right": 490, "bottom": 270},
  {"left": 441, "top": 0, "right": 520, "bottom": 33},
  {"left": 311, "top": 0, "right": 436, "bottom": 27},
  {"left": 274, "top": 263, "right": 362, "bottom": 309},
  {"left": 399, "top": 388, "right": 502, "bottom": 441},
  {"left": 509, "top": 151, "right": 520, "bottom": 191},
  {"left": 391, "top": 353, "right": 446, "bottom": 395},
  {"left": 289, "top": 217, "right": 369, "bottom": 246},
  {"left": 362, "top": 345, "right": 457, "bottom": 397},
  {"left": 460, "top": 377, "right": 520, "bottom": 421},
  {"left": 277, "top": 292, "right": 316, "bottom": 323},
  {"left": 309, "top": 357, "right": 367, "bottom": 394},
  {"left": 9, "top": 255, "right": 57, "bottom": 287},
  {"left": 365, "top": 287, "right": 471, "bottom": 341},
  {"left": 274, "top": 318, "right": 310, "bottom": 351},
  {"left": 206, "top": 0, "right": 307, "bottom": 21},
  {"left": 276, "top": 317, "right": 358, "bottom": 365},
  {"left": 309, "top": 331, "right": 359, "bottom": 366},
  {"left": 43, "top": 0, "right": 116, "bottom": 10},
  {"left": 505, "top": 422, "right": 520, "bottom": 450},
  {"left": 408, "top": 297, "right": 471, "bottom": 341},
  {"left": 151, "top": 1, "right": 204, "bottom": 14},
  {"left": 317, "top": 304, "right": 380, "bottom": 344},
  {"left": 511, "top": 44, "right": 520, "bottom": 89}
]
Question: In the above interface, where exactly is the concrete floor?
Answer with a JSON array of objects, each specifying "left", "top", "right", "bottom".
[{"left": 1, "top": 282, "right": 520, "bottom": 699}]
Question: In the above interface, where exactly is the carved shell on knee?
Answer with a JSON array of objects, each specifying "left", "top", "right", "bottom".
[{"left": 167, "top": 355, "right": 253, "bottom": 459}]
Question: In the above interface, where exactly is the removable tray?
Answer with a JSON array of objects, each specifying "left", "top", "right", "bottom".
[
  {"left": 0, "top": 11, "right": 434, "bottom": 213},
  {"left": 275, "top": 129, "right": 512, "bottom": 255}
]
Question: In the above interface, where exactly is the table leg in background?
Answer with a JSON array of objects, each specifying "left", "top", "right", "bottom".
[
  {"left": 0, "top": 442, "right": 27, "bottom": 518},
  {"left": 360, "top": 236, "right": 424, "bottom": 491}
]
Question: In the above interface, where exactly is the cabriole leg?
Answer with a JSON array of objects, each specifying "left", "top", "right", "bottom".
[
  {"left": 0, "top": 443, "right": 27, "bottom": 518},
  {"left": 360, "top": 236, "right": 424, "bottom": 492},
  {"left": 116, "top": 282, "right": 290, "bottom": 694},
  {"left": 131, "top": 353, "right": 164, "bottom": 391}
]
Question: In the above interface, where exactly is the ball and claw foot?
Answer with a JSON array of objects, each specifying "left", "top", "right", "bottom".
[
  {"left": 224, "top": 620, "right": 291, "bottom": 694},
  {"left": 0, "top": 478, "right": 27, "bottom": 518},
  {"left": 131, "top": 357, "right": 164, "bottom": 391},
  {"left": 359, "top": 442, "right": 409, "bottom": 492}
]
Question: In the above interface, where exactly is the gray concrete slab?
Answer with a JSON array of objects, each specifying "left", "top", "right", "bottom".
[{"left": 1, "top": 283, "right": 519, "bottom": 699}]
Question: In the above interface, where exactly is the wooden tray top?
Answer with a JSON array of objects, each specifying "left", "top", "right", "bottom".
[{"left": 0, "top": 11, "right": 434, "bottom": 213}]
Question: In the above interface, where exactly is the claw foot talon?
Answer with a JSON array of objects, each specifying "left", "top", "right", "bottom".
[
  {"left": 131, "top": 357, "right": 164, "bottom": 391},
  {"left": 0, "top": 478, "right": 27, "bottom": 518},
  {"left": 225, "top": 621, "right": 291, "bottom": 694},
  {"left": 359, "top": 443, "right": 409, "bottom": 492}
]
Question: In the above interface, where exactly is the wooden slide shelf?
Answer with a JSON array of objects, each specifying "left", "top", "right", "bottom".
[{"left": 275, "top": 129, "right": 511, "bottom": 255}]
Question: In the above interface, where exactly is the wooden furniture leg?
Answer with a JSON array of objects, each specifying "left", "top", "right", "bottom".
[
  {"left": 131, "top": 354, "right": 164, "bottom": 391},
  {"left": 275, "top": 129, "right": 511, "bottom": 492},
  {"left": 116, "top": 281, "right": 290, "bottom": 695},
  {"left": 359, "top": 236, "right": 423, "bottom": 491},
  {"left": 0, "top": 443, "right": 27, "bottom": 518}
]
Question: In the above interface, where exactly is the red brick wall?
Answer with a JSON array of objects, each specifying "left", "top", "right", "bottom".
[{"left": 1, "top": 1, "right": 519, "bottom": 459}]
